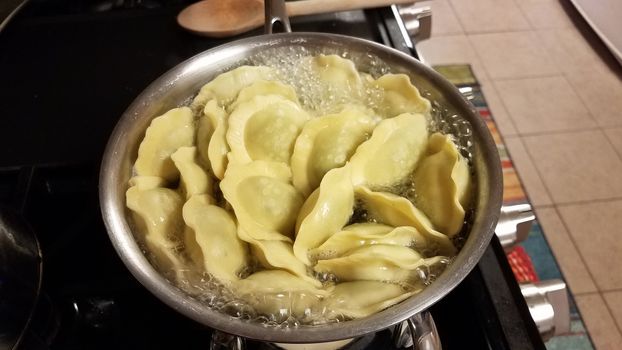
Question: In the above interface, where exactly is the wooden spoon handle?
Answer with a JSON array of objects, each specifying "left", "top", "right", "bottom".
[{"left": 286, "top": 0, "right": 418, "bottom": 17}]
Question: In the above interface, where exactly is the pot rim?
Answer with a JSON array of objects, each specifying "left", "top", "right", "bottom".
[{"left": 99, "top": 32, "right": 503, "bottom": 343}]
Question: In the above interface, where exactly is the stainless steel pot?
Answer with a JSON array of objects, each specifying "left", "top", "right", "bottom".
[{"left": 99, "top": 0, "right": 503, "bottom": 344}]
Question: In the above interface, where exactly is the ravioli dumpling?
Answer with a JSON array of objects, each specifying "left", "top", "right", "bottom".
[
  {"left": 310, "top": 224, "right": 427, "bottom": 261},
  {"left": 291, "top": 106, "right": 376, "bottom": 196},
  {"left": 294, "top": 166, "right": 354, "bottom": 265},
  {"left": 349, "top": 113, "right": 428, "bottom": 188},
  {"left": 126, "top": 182, "right": 185, "bottom": 278},
  {"left": 171, "top": 146, "right": 212, "bottom": 199},
  {"left": 321, "top": 281, "right": 415, "bottom": 319},
  {"left": 355, "top": 186, "right": 457, "bottom": 256},
  {"left": 196, "top": 100, "right": 227, "bottom": 176},
  {"left": 414, "top": 133, "right": 471, "bottom": 237},
  {"left": 374, "top": 74, "right": 431, "bottom": 117},
  {"left": 182, "top": 194, "right": 248, "bottom": 284},
  {"left": 134, "top": 107, "right": 195, "bottom": 182},
  {"left": 314, "top": 245, "right": 445, "bottom": 286},
  {"left": 220, "top": 161, "right": 303, "bottom": 241},
  {"left": 202, "top": 101, "right": 230, "bottom": 180},
  {"left": 230, "top": 80, "right": 299, "bottom": 111},
  {"left": 238, "top": 230, "right": 321, "bottom": 287},
  {"left": 235, "top": 270, "right": 327, "bottom": 317},
  {"left": 128, "top": 175, "right": 167, "bottom": 189},
  {"left": 192, "top": 66, "right": 275, "bottom": 108},
  {"left": 312, "top": 54, "right": 362, "bottom": 88},
  {"left": 227, "top": 95, "right": 310, "bottom": 165}
]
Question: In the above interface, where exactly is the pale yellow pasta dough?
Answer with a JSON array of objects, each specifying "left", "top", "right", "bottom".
[
  {"left": 231, "top": 80, "right": 299, "bottom": 111},
  {"left": 321, "top": 281, "right": 416, "bottom": 319},
  {"left": 414, "top": 133, "right": 471, "bottom": 237},
  {"left": 238, "top": 229, "right": 322, "bottom": 288},
  {"left": 291, "top": 105, "right": 376, "bottom": 197},
  {"left": 134, "top": 107, "right": 195, "bottom": 182},
  {"left": 171, "top": 146, "right": 213, "bottom": 199},
  {"left": 311, "top": 54, "right": 362, "bottom": 88},
  {"left": 349, "top": 113, "right": 428, "bottom": 188},
  {"left": 374, "top": 73, "right": 431, "bottom": 117},
  {"left": 192, "top": 66, "right": 275, "bottom": 108},
  {"left": 126, "top": 182, "right": 185, "bottom": 278},
  {"left": 196, "top": 100, "right": 227, "bottom": 176},
  {"left": 355, "top": 186, "right": 457, "bottom": 256},
  {"left": 182, "top": 194, "right": 248, "bottom": 284},
  {"left": 220, "top": 160, "right": 303, "bottom": 241},
  {"left": 314, "top": 244, "right": 445, "bottom": 286},
  {"left": 294, "top": 165, "right": 354, "bottom": 265},
  {"left": 227, "top": 94, "right": 310, "bottom": 165},
  {"left": 234, "top": 270, "right": 328, "bottom": 317},
  {"left": 310, "top": 224, "right": 428, "bottom": 261}
]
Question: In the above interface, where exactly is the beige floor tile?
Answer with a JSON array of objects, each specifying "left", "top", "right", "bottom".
[
  {"left": 558, "top": 200, "right": 622, "bottom": 291},
  {"left": 448, "top": 0, "right": 530, "bottom": 33},
  {"left": 414, "top": 0, "right": 463, "bottom": 36},
  {"left": 604, "top": 127, "right": 622, "bottom": 158},
  {"left": 479, "top": 81, "right": 517, "bottom": 136},
  {"left": 536, "top": 28, "right": 604, "bottom": 75},
  {"left": 567, "top": 68, "right": 622, "bottom": 127},
  {"left": 575, "top": 293, "right": 622, "bottom": 350},
  {"left": 504, "top": 137, "right": 553, "bottom": 206},
  {"left": 534, "top": 207, "right": 597, "bottom": 294},
  {"left": 416, "top": 35, "right": 488, "bottom": 81},
  {"left": 603, "top": 291, "right": 622, "bottom": 334},
  {"left": 517, "top": 1, "right": 575, "bottom": 29},
  {"left": 522, "top": 130, "right": 622, "bottom": 203},
  {"left": 469, "top": 32, "right": 559, "bottom": 80},
  {"left": 495, "top": 76, "right": 597, "bottom": 134}
]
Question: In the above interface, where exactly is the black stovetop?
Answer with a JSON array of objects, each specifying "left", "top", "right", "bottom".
[{"left": 0, "top": 2, "right": 545, "bottom": 349}]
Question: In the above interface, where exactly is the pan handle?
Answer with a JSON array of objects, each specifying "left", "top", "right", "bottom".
[
  {"left": 265, "top": 0, "right": 292, "bottom": 34},
  {"left": 392, "top": 311, "right": 442, "bottom": 350},
  {"left": 210, "top": 330, "right": 245, "bottom": 350}
]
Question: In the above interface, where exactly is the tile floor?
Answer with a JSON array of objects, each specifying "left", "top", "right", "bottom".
[{"left": 413, "top": 0, "right": 622, "bottom": 348}]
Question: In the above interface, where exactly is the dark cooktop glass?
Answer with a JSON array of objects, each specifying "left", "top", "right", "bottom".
[{"left": 0, "top": 2, "right": 545, "bottom": 349}]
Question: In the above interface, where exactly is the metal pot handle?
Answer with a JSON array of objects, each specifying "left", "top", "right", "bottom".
[
  {"left": 210, "top": 330, "right": 245, "bottom": 350},
  {"left": 265, "top": 0, "right": 292, "bottom": 34},
  {"left": 393, "top": 311, "right": 442, "bottom": 350}
]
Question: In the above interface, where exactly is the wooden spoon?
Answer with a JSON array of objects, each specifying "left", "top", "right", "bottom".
[{"left": 178, "top": 0, "right": 419, "bottom": 38}]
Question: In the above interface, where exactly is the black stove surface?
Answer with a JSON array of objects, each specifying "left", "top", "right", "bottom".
[{"left": 0, "top": 2, "right": 545, "bottom": 349}]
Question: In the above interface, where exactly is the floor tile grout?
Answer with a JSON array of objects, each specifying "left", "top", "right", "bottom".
[
  {"left": 573, "top": 291, "right": 600, "bottom": 297},
  {"left": 559, "top": 277, "right": 622, "bottom": 337},
  {"left": 481, "top": 80, "right": 520, "bottom": 137},
  {"left": 463, "top": 28, "right": 535, "bottom": 36},
  {"left": 511, "top": 0, "right": 536, "bottom": 32},
  {"left": 554, "top": 68, "right": 622, "bottom": 163},
  {"left": 550, "top": 205, "right": 605, "bottom": 292},
  {"left": 576, "top": 289, "right": 622, "bottom": 296},
  {"left": 513, "top": 133, "right": 604, "bottom": 292},
  {"left": 444, "top": 0, "right": 467, "bottom": 37},
  {"left": 518, "top": 127, "right": 605, "bottom": 138},
  {"left": 603, "top": 127, "right": 622, "bottom": 163},
  {"left": 421, "top": 0, "right": 465, "bottom": 38},
  {"left": 515, "top": 126, "right": 602, "bottom": 138},
  {"left": 500, "top": 134, "right": 601, "bottom": 294},
  {"left": 554, "top": 197, "right": 622, "bottom": 207},
  {"left": 489, "top": 74, "right": 564, "bottom": 83},
  {"left": 576, "top": 292, "right": 622, "bottom": 338},
  {"left": 602, "top": 293, "right": 622, "bottom": 335},
  {"left": 488, "top": 72, "right": 564, "bottom": 81}
]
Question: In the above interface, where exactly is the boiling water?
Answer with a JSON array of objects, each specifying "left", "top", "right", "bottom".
[{"left": 158, "top": 46, "right": 474, "bottom": 327}]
